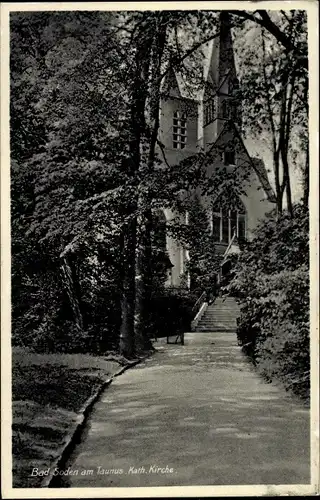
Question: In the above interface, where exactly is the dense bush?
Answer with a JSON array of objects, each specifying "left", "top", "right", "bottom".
[
  {"left": 227, "top": 204, "right": 310, "bottom": 400},
  {"left": 148, "top": 287, "right": 198, "bottom": 339},
  {"left": 12, "top": 222, "right": 194, "bottom": 353},
  {"left": 11, "top": 232, "right": 123, "bottom": 354}
]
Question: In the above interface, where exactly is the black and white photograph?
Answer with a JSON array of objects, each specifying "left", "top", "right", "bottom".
[{"left": 1, "top": 1, "right": 319, "bottom": 497}]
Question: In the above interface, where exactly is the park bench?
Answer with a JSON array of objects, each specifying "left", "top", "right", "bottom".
[{"left": 166, "top": 331, "right": 184, "bottom": 345}]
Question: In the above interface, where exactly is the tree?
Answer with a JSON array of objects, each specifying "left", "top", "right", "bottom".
[
  {"left": 234, "top": 10, "right": 308, "bottom": 215},
  {"left": 10, "top": 10, "right": 209, "bottom": 355},
  {"left": 230, "top": 10, "right": 308, "bottom": 70},
  {"left": 11, "top": 11, "right": 135, "bottom": 352},
  {"left": 10, "top": 9, "right": 309, "bottom": 357}
]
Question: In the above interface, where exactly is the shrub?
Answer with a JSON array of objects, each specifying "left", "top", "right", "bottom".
[
  {"left": 148, "top": 287, "right": 198, "bottom": 339},
  {"left": 227, "top": 204, "right": 310, "bottom": 400}
]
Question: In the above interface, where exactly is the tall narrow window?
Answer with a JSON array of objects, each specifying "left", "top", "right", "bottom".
[
  {"left": 204, "top": 99, "right": 215, "bottom": 126},
  {"left": 211, "top": 200, "right": 246, "bottom": 244},
  {"left": 173, "top": 110, "right": 187, "bottom": 150},
  {"left": 224, "top": 149, "right": 235, "bottom": 165},
  {"left": 221, "top": 99, "right": 229, "bottom": 118},
  {"left": 211, "top": 210, "right": 221, "bottom": 241},
  {"left": 230, "top": 210, "right": 237, "bottom": 238},
  {"left": 238, "top": 213, "right": 246, "bottom": 243},
  {"left": 222, "top": 208, "right": 229, "bottom": 243}
]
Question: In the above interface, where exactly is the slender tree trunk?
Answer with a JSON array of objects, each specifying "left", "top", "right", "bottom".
[
  {"left": 301, "top": 79, "right": 309, "bottom": 209},
  {"left": 282, "top": 153, "right": 293, "bottom": 217},
  {"left": 119, "top": 14, "right": 154, "bottom": 357},
  {"left": 119, "top": 217, "right": 137, "bottom": 358},
  {"left": 262, "top": 30, "right": 284, "bottom": 217},
  {"left": 303, "top": 148, "right": 309, "bottom": 208},
  {"left": 134, "top": 207, "right": 153, "bottom": 352},
  {"left": 134, "top": 15, "right": 167, "bottom": 352},
  {"left": 282, "top": 69, "right": 296, "bottom": 218},
  {"left": 273, "top": 150, "right": 283, "bottom": 216},
  {"left": 60, "top": 255, "right": 83, "bottom": 330}
]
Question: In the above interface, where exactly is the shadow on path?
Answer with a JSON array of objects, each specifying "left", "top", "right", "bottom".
[{"left": 56, "top": 331, "right": 310, "bottom": 487}]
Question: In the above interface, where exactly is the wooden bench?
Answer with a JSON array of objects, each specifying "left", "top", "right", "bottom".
[{"left": 166, "top": 331, "right": 184, "bottom": 345}]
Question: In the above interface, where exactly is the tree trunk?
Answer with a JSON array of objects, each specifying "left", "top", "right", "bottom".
[
  {"left": 274, "top": 151, "right": 283, "bottom": 216},
  {"left": 133, "top": 15, "right": 167, "bottom": 352},
  {"left": 282, "top": 155, "right": 293, "bottom": 217},
  {"left": 60, "top": 256, "right": 83, "bottom": 331},
  {"left": 303, "top": 146, "right": 309, "bottom": 208},
  {"left": 119, "top": 14, "right": 154, "bottom": 357},
  {"left": 134, "top": 207, "right": 153, "bottom": 352},
  {"left": 119, "top": 218, "right": 137, "bottom": 358},
  {"left": 281, "top": 69, "right": 296, "bottom": 219}
]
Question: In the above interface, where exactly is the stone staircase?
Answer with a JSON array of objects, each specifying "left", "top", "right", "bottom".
[{"left": 196, "top": 296, "right": 240, "bottom": 332}]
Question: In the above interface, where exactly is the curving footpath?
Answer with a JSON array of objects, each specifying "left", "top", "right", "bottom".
[{"left": 56, "top": 330, "right": 310, "bottom": 488}]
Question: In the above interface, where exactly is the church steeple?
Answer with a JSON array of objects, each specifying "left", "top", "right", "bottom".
[
  {"left": 203, "top": 11, "right": 241, "bottom": 146},
  {"left": 218, "top": 11, "right": 237, "bottom": 86}
]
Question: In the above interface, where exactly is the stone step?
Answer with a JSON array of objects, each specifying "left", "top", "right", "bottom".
[
  {"left": 207, "top": 302, "right": 238, "bottom": 306},
  {"left": 194, "top": 297, "right": 239, "bottom": 333},
  {"left": 198, "top": 324, "right": 237, "bottom": 329},
  {"left": 206, "top": 309, "right": 239, "bottom": 313},
  {"left": 203, "top": 320, "right": 238, "bottom": 324},
  {"left": 199, "top": 318, "right": 237, "bottom": 325},
  {"left": 198, "top": 321, "right": 236, "bottom": 325},
  {"left": 204, "top": 310, "right": 239, "bottom": 316},
  {"left": 211, "top": 301, "right": 238, "bottom": 306},
  {"left": 200, "top": 314, "right": 238, "bottom": 318},
  {"left": 200, "top": 316, "right": 237, "bottom": 320},
  {"left": 197, "top": 327, "right": 236, "bottom": 332},
  {"left": 201, "top": 314, "right": 238, "bottom": 319}
]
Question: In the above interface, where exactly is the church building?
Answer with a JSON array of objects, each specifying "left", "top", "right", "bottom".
[{"left": 157, "top": 12, "right": 276, "bottom": 288}]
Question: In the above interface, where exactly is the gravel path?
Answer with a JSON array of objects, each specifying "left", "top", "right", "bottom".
[{"left": 56, "top": 331, "right": 310, "bottom": 487}]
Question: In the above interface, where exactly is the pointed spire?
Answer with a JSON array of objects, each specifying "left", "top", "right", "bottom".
[
  {"left": 162, "top": 57, "right": 181, "bottom": 98},
  {"left": 218, "top": 11, "right": 237, "bottom": 85},
  {"left": 205, "top": 12, "right": 237, "bottom": 90}
]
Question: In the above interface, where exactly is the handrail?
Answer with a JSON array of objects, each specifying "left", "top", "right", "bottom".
[
  {"left": 192, "top": 290, "right": 207, "bottom": 313},
  {"left": 191, "top": 233, "right": 237, "bottom": 318},
  {"left": 222, "top": 230, "right": 237, "bottom": 262}
]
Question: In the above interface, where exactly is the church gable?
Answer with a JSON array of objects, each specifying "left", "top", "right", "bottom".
[
  {"left": 205, "top": 121, "right": 275, "bottom": 205},
  {"left": 162, "top": 68, "right": 181, "bottom": 99},
  {"left": 207, "top": 121, "right": 248, "bottom": 168}
]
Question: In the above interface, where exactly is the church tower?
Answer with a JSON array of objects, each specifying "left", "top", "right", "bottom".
[
  {"left": 202, "top": 11, "right": 241, "bottom": 151},
  {"left": 159, "top": 12, "right": 276, "bottom": 288}
]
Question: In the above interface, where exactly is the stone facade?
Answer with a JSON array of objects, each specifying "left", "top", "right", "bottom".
[{"left": 158, "top": 13, "right": 276, "bottom": 287}]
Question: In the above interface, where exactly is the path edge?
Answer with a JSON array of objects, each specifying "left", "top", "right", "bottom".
[{"left": 42, "top": 354, "right": 150, "bottom": 488}]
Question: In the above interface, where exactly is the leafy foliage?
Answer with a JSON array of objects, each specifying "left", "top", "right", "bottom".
[
  {"left": 10, "top": 10, "right": 309, "bottom": 358},
  {"left": 233, "top": 11, "right": 309, "bottom": 213},
  {"left": 227, "top": 204, "right": 309, "bottom": 400},
  {"left": 149, "top": 287, "right": 198, "bottom": 339}
]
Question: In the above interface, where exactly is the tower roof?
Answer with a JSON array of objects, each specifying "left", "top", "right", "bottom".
[
  {"left": 161, "top": 12, "right": 238, "bottom": 102},
  {"left": 204, "top": 12, "right": 237, "bottom": 93}
]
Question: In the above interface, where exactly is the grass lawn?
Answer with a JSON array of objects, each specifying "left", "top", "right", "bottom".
[{"left": 12, "top": 348, "right": 126, "bottom": 488}]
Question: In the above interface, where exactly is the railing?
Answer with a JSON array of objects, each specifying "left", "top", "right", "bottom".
[
  {"left": 192, "top": 290, "right": 207, "bottom": 315},
  {"left": 222, "top": 230, "right": 237, "bottom": 264}
]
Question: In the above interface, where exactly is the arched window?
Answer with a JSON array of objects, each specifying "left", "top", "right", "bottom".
[
  {"left": 173, "top": 110, "right": 187, "bottom": 149},
  {"left": 210, "top": 196, "right": 246, "bottom": 244}
]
